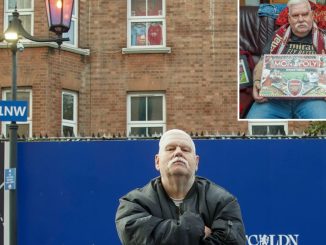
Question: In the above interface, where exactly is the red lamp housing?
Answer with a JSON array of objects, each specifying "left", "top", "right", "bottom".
[{"left": 45, "top": 0, "right": 74, "bottom": 35}]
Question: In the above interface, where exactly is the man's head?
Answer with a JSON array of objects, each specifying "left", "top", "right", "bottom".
[
  {"left": 155, "top": 129, "right": 199, "bottom": 183},
  {"left": 288, "top": 0, "right": 313, "bottom": 37}
]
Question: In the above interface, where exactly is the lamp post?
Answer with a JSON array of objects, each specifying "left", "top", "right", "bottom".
[{"left": 1, "top": 1, "right": 74, "bottom": 244}]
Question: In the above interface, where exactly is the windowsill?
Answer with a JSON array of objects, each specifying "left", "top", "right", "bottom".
[
  {"left": 122, "top": 47, "right": 171, "bottom": 54},
  {"left": 0, "top": 41, "right": 90, "bottom": 56}
]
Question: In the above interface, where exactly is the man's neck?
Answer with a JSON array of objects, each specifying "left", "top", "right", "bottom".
[
  {"left": 161, "top": 175, "right": 195, "bottom": 199},
  {"left": 291, "top": 30, "right": 312, "bottom": 39}
]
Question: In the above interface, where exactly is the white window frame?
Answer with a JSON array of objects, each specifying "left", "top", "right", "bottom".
[
  {"left": 1, "top": 88, "right": 33, "bottom": 138},
  {"left": 4, "top": 0, "right": 34, "bottom": 38},
  {"left": 63, "top": 0, "right": 78, "bottom": 47},
  {"left": 248, "top": 121, "right": 288, "bottom": 136},
  {"left": 126, "top": 0, "right": 166, "bottom": 49},
  {"left": 127, "top": 93, "right": 166, "bottom": 137},
  {"left": 62, "top": 91, "right": 78, "bottom": 137}
]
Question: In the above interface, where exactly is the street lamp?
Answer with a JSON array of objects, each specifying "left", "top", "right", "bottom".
[{"left": 0, "top": 1, "right": 74, "bottom": 244}]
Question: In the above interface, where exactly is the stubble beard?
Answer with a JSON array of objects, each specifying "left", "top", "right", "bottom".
[
  {"left": 294, "top": 22, "right": 311, "bottom": 36},
  {"left": 165, "top": 157, "right": 195, "bottom": 191}
]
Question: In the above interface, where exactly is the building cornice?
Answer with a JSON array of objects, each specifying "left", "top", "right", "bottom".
[{"left": 0, "top": 41, "right": 90, "bottom": 56}]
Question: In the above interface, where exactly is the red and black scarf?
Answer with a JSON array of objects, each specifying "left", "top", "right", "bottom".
[{"left": 270, "top": 22, "right": 326, "bottom": 54}]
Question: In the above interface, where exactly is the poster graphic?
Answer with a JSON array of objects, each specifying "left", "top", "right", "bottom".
[
  {"left": 239, "top": 55, "right": 252, "bottom": 88},
  {"left": 260, "top": 54, "right": 326, "bottom": 98}
]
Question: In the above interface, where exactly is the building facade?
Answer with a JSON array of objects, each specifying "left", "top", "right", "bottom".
[{"left": 0, "top": 0, "right": 308, "bottom": 138}]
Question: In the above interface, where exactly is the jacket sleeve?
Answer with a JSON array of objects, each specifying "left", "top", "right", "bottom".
[
  {"left": 115, "top": 197, "right": 206, "bottom": 245},
  {"left": 202, "top": 198, "right": 246, "bottom": 245}
]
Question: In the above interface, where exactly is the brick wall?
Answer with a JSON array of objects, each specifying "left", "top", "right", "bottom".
[{"left": 86, "top": 0, "right": 247, "bottom": 135}]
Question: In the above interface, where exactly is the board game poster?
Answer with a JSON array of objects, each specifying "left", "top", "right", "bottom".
[
  {"left": 239, "top": 55, "right": 252, "bottom": 88},
  {"left": 259, "top": 54, "right": 326, "bottom": 98}
]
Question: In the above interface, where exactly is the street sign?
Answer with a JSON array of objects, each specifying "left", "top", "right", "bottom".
[
  {"left": 0, "top": 101, "right": 28, "bottom": 121},
  {"left": 5, "top": 168, "right": 16, "bottom": 190}
]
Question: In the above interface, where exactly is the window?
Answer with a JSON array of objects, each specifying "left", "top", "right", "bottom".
[
  {"left": 62, "top": 0, "right": 78, "bottom": 47},
  {"left": 127, "top": 93, "right": 166, "bottom": 137},
  {"left": 62, "top": 91, "right": 78, "bottom": 137},
  {"left": 1, "top": 89, "right": 33, "bottom": 138},
  {"left": 248, "top": 121, "right": 288, "bottom": 136},
  {"left": 127, "top": 0, "right": 166, "bottom": 48},
  {"left": 4, "top": 0, "right": 34, "bottom": 37}
]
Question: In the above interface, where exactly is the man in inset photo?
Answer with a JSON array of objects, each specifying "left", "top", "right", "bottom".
[{"left": 246, "top": 0, "right": 326, "bottom": 119}]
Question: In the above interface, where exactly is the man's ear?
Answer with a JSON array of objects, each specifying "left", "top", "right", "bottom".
[
  {"left": 195, "top": 155, "right": 200, "bottom": 171},
  {"left": 155, "top": 154, "right": 160, "bottom": 171}
]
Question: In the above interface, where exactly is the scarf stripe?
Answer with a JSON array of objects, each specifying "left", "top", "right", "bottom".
[{"left": 270, "top": 23, "right": 326, "bottom": 54}]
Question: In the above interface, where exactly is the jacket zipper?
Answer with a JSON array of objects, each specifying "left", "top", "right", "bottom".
[{"left": 176, "top": 205, "right": 182, "bottom": 219}]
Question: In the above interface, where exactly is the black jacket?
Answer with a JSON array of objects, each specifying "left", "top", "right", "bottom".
[{"left": 115, "top": 177, "right": 246, "bottom": 245}]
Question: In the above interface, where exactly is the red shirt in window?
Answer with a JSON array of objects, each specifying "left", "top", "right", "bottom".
[{"left": 148, "top": 24, "right": 162, "bottom": 45}]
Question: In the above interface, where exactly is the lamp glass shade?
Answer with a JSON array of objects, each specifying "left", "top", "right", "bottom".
[
  {"left": 4, "top": 14, "right": 20, "bottom": 42},
  {"left": 45, "top": 0, "right": 74, "bottom": 35},
  {"left": 4, "top": 32, "right": 18, "bottom": 41}
]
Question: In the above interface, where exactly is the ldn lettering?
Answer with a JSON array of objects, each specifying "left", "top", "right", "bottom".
[{"left": 246, "top": 234, "right": 299, "bottom": 245}]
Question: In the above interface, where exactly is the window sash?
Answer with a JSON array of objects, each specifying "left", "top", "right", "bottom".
[
  {"left": 6, "top": 0, "right": 34, "bottom": 12},
  {"left": 62, "top": 92, "right": 77, "bottom": 123},
  {"left": 128, "top": 95, "right": 165, "bottom": 122},
  {"left": 127, "top": 0, "right": 166, "bottom": 48},
  {"left": 128, "top": 0, "right": 165, "bottom": 18},
  {"left": 62, "top": 91, "right": 78, "bottom": 137},
  {"left": 248, "top": 121, "right": 288, "bottom": 136},
  {"left": 63, "top": 19, "right": 77, "bottom": 46},
  {"left": 127, "top": 93, "right": 166, "bottom": 137},
  {"left": 129, "top": 20, "right": 165, "bottom": 47},
  {"left": 62, "top": 0, "right": 78, "bottom": 47},
  {"left": 62, "top": 124, "right": 75, "bottom": 137},
  {"left": 129, "top": 125, "right": 165, "bottom": 137},
  {"left": 4, "top": 0, "right": 34, "bottom": 36},
  {"left": 128, "top": 19, "right": 165, "bottom": 48},
  {"left": 62, "top": 93, "right": 75, "bottom": 121},
  {"left": 5, "top": 12, "right": 34, "bottom": 36}
]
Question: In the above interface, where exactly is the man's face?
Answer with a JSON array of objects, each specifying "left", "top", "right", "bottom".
[
  {"left": 155, "top": 132, "right": 199, "bottom": 181},
  {"left": 288, "top": 2, "right": 313, "bottom": 37}
]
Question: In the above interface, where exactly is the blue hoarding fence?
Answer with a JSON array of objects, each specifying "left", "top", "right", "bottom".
[{"left": 11, "top": 139, "right": 326, "bottom": 245}]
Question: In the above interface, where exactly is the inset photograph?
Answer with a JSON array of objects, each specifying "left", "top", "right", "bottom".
[{"left": 239, "top": 0, "right": 326, "bottom": 120}]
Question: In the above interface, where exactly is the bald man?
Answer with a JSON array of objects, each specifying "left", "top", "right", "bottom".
[{"left": 115, "top": 129, "right": 246, "bottom": 245}]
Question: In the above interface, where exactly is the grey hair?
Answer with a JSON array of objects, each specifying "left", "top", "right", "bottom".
[
  {"left": 287, "top": 0, "right": 311, "bottom": 11},
  {"left": 158, "top": 129, "right": 196, "bottom": 154}
]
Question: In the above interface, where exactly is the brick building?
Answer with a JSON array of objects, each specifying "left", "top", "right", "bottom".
[{"left": 0, "top": 0, "right": 308, "bottom": 138}]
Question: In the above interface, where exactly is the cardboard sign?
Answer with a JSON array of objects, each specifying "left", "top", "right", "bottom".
[{"left": 259, "top": 54, "right": 326, "bottom": 98}]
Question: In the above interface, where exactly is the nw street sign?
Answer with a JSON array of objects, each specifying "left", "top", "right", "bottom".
[{"left": 0, "top": 101, "right": 28, "bottom": 121}]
